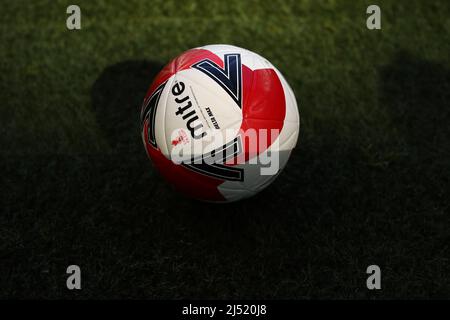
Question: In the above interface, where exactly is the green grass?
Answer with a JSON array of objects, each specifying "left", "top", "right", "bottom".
[{"left": 1, "top": 0, "right": 449, "bottom": 298}]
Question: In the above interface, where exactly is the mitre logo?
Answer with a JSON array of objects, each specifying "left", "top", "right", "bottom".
[{"left": 172, "top": 81, "right": 207, "bottom": 140}]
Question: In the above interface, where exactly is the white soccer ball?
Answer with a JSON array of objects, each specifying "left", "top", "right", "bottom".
[{"left": 141, "top": 44, "right": 300, "bottom": 202}]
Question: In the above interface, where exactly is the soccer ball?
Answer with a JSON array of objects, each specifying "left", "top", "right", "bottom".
[{"left": 141, "top": 44, "right": 300, "bottom": 202}]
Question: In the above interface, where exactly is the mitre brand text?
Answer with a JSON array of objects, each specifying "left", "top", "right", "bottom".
[{"left": 172, "top": 81, "right": 207, "bottom": 140}]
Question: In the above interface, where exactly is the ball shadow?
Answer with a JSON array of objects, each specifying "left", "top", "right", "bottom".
[{"left": 91, "top": 60, "right": 164, "bottom": 154}]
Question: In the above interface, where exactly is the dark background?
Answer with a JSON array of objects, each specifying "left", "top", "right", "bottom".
[{"left": 1, "top": 0, "right": 449, "bottom": 298}]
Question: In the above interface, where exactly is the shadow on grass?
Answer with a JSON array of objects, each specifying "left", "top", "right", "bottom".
[
  {"left": 376, "top": 52, "right": 450, "bottom": 294},
  {"left": 91, "top": 60, "right": 164, "bottom": 154},
  {"left": 380, "top": 51, "right": 450, "bottom": 167},
  {"left": 2, "top": 54, "right": 449, "bottom": 298}
]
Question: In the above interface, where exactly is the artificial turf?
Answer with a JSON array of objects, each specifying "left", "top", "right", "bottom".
[{"left": 1, "top": 0, "right": 449, "bottom": 298}]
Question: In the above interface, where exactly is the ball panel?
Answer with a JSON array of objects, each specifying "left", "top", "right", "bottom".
[
  {"left": 161, "top": 69, "right": 242, "bottom": 160},
  {"left": 237, "top": 67, "right": 286, "bottom": 163},
  {"left": 217, "top": 134, "right": 297, "bottom": 202},
  {"left": 142, "top": 48, "right": 224, "bottom": 103}
]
